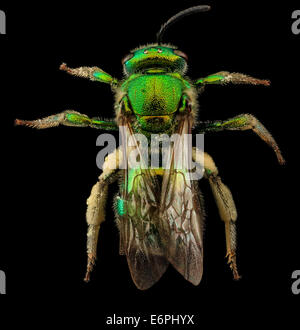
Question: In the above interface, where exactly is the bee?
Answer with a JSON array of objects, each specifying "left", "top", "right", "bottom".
[{"left": 15, "top": 5, "right": 284, "bottom": 290}]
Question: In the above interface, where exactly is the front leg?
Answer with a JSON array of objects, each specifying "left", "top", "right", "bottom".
[
  {"left": 195, "top": 71, "right": 270, "bottom": 87},
  {"left": 15, "top": 110, "right": 118, "bottom": 130},
  {"left": 60, "top": 63, "right": 118, "bottom": 88},
  {"left": 198, "top": 113, "right": 285, "bottom": 165}
]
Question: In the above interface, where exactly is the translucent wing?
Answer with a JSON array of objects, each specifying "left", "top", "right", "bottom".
[
  {"left": 118, "top": 120, "right": 169, "bottom": 290},
  {"left": 159, "top": 115, "right": 205, "bottom": 285}
]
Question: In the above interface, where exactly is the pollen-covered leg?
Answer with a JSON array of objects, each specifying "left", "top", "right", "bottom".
[
  {"left": 193, "top": 149, "right": 241, "bottom": 280},
  {"left": 84, "top": 181, "right": 108, "bottom": 282},
  {"left": 198, "top": 113, "right": 285, "bottom": 165},
  {"left": 84, "top": 148, "right": 121, "bottom": 282},
  {"left": 15, "top": 110, "right": 118, "bottom": 130}
]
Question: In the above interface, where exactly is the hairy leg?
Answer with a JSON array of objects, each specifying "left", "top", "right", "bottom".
[
  {"left": 15, "top": 110, "right": 118, "bottom": 130},
  {"left": 195, "top": 71, "right": 270, "bottom": 87},
  {"left": 193, "top": 148, "right": 241, "bottom": 280},
  {"left": 198, "top": 113, "right": 285, "bottom": 165},
  {"left": 60, "top": 63, "right": 118, "bottom": 87},
  {"left": 84, "top": 148, "right": 122, "bottom": 282}
]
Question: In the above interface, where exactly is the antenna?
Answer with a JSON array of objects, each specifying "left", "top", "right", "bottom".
[{"left": 156, "top": 5, "right": 211, "bottom": 44}]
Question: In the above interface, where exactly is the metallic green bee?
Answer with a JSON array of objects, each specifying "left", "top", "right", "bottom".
[{"left": 15, "top": 6, "right": 284, "bottom": 290}]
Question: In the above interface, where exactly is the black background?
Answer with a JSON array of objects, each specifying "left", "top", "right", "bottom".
[{"left": 1, "top": 0, "right": 299, "bottom": 326}]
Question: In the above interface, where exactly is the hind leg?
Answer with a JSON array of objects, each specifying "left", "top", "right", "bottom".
[
  {"left": 84, "top": 148, "right": 121, "bottom": 282},
  {"left": 193, "top": 148, "right": 241, "bottom": 279}
]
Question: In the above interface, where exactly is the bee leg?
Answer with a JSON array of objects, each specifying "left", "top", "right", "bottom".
[
  {"left": 84, "top": 148, "right": 121, "bottom": 282},
  {"left": 15, "top": 110, "right": 118, "bottom": 130},
  {"left": 60, "top": 63, "right": 118, "bottom": 88},
  {"left": 195, "top": 71, "right": 270, "bottom": 87},
  {"left": 198, "top": 113, "right": 285, "bottom": 165},
  {"left": 193, "top": 148, "right": 241, "bottom": 280}
]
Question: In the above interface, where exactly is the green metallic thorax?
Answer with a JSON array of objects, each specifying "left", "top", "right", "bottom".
[
  {"left": 127, "top": 74, "right": 182, "bottom": 116},
  {"left": 117, "top": 45, "right": 191, "bottom": 133},
  {"left": 120, "top": 72, "right": 192, "bottom": 133}
]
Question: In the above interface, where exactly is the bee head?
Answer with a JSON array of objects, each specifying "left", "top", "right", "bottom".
[
  {"left": 122, "top": 44, "right": 188, "bottom": 76},
  {"left": 121, "top": 5, "right": 210, "bottom": 76}
]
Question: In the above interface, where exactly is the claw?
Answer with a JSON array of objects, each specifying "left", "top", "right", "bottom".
[
  {"left": 225, "top": 250, "right": 241, "bottom": 280},
  {"left": 84, "top": 253, "right": 96, "bottom": 283},
  {"left": 14, "top": 119, "right": 23, "bottom": 126},
  {"left": 59, "top": 62, "right": 70, "bottom": 72},
  {"left": 277, "top": 152, "right": 286, "bottom": 166},
  {"left": 15, "top": 119, "right": 39, "bottom": 128}
]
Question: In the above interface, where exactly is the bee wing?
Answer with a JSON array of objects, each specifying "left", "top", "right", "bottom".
[
  {"left": 159, "top": 116, "right": 205, "bottom": 285},
  {"left": 118, "top": 121, "right": 169, "bottom": 290}
]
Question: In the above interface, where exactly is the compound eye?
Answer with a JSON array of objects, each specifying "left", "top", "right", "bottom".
[
  {"left": 122, "top": 53, "right": 133, "bottom": 65},
  {"left": 174, "top": 49, "right": 188, "bottom": 61}
]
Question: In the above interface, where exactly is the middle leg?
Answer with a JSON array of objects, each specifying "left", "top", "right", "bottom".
[
  {"left": 197, "top": 113, "right": 285, "bottom": 165},
  {"left": 193, "top": 148, "right": 241, "bottom": 280}
]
